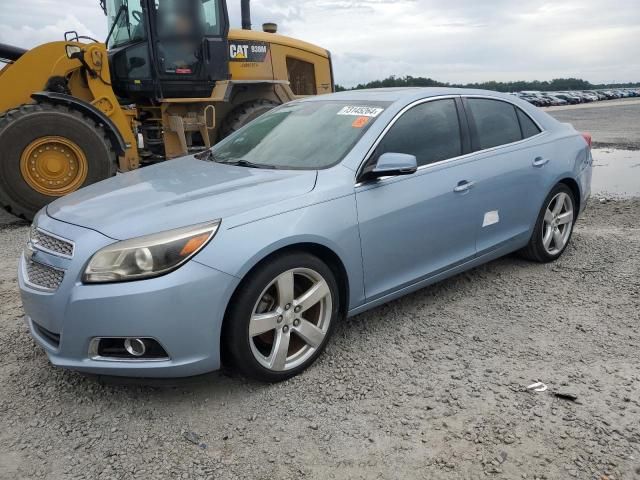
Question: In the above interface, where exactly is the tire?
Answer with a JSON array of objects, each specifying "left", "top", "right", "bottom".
[
  {"left": 0, "top": 103, "right": 117, "bottom": 220},
  {"left": 223, "top": 252, "right": 340, "bottom": 382},
  {"left": 220, "top": 99, "right": 280, "bottom": 138},
  {"left": 520, "top": 183, "right": 577, "bottom": 263}
]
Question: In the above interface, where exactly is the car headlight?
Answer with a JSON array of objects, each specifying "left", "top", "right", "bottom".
[{"left": 83, "top": 221, "right": 221, "bottom": 284}]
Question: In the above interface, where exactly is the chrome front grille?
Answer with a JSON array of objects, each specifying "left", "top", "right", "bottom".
[
  {"left": 25, "top": 260, "right": 65, "bottom": 291},
  {"left": 30, "top": 225, "right": 74, "bottom": 258}
]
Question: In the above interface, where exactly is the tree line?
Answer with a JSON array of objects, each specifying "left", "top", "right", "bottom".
[{"left": 335, "top": 76, "right": 640, "bottom": 92}]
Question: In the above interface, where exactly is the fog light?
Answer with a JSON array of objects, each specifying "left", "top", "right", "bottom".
[
  {"left": 124, "top": 338, "right": 146, "bottom": 357},
  {"left": 90, "top": 337, "right": 169, "bottom": 361}
]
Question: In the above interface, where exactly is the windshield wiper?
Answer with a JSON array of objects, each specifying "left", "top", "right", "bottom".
[
  {"left": 218, "top": 159, "right": 277, "bottom": 169},
  {"left": 196, "top": 149, "right": 217, "bottom": 162},
  {"left": 197, "top": 150, "right": 276, "bottom": 169}
]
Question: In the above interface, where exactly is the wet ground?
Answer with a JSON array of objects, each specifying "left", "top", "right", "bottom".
[
  {"left": 546, "top": 98, "right": 640, "bottom": 199},
  {"left": 591, "top": 149, "right": 640, "bottom": 198}
]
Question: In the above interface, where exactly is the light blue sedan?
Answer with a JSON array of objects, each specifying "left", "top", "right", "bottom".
[{"left": 19, "top": 88, "right": 592, "bottom": 381}]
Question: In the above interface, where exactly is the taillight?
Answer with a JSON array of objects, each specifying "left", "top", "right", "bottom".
[{"left": 581, "top": 132, "right": 592, "bottom": 148}]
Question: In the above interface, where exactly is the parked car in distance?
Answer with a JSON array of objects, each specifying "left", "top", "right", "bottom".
[
  {"left": 520, "top": 95, "right": 545, "bottom": 107},
  {"left": 19, "top": 88, "right": 593, "bottom": 381},
  {"left": 553, "top": 93, "right": 580, "bottom": 105},
  {"left": 544, "top": 95, "right": 568, "bottom": 106}
]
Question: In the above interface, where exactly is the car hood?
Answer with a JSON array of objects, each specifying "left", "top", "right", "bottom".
[{"left": 47, "top": 157, "right": 318, "bottom": 239}]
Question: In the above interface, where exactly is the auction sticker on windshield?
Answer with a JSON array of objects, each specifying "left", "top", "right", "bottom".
[
  {"left": 337, "top": 106, "right": 385, "bottom": 117},
  {"left": 351, "top": 116, "right": 371, "bottom": 128}
]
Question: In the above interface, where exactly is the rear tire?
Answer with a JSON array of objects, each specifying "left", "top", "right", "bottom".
[
  {"left": 223, "top": 252, "right": 339, "bottom": 382},
  {"left": 0, "top": 103, "right": 117, "bottom": 220},
  {"left": 220, "top": 99, "right": 280, "bottom": 138},
  {"left": 520, "top": 184, "right": 576, "bottom": 263}
]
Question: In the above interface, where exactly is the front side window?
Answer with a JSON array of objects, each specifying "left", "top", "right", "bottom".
[
  {"left": 373, "top": 99, "right": 462, "bottom": 167},
  {"left": 107, "top": 0, "right": 147, "bottom": 48},
  {"left": 467, "top": 98, "right": 522, "bottom": 149},
  {"left": 211, "top": 101, "right": 390, "bottom": 170}
]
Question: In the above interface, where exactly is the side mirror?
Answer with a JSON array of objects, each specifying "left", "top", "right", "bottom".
[{"left": 360, "top": 152, "right": 418, "bottom": 182}]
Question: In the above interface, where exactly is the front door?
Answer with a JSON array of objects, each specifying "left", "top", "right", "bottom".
[
  {"left": 151, "top": 0, "right": 229, "bottom": 95},
  {"left": 355, "top": 98, "right": 479, "bottom": 301}
]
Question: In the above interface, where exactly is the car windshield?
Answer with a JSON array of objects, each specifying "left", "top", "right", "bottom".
[{"left": 209, "top": 100, "right": 391, "bottom": 170}]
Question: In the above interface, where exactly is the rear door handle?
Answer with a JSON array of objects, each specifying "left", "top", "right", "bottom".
[
  {"left": 454, "top": 180, "right": 475, "bottom": 193},
  {"left": 533, "top": 156, "right": 550, "bottom": 167}
]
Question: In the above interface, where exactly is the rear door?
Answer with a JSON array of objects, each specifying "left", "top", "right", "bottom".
[
  {"left": 355, "top": 97, "right": 480, "bottom": 301},
  {"left": 461, "top": 97, "right": 549, "bottom": 254}
]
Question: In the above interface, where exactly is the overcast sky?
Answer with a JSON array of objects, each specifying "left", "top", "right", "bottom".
[{"left": 1, "top": 0, "right": 639, "bottom": 87}]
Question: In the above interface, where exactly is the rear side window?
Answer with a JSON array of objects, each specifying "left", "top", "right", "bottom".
[
  {"left": 517, "top": 109, "right": 542, "bottom": 138},
  {"left": 375, "top": 99, "right": 462, "bottom": 167},
  {"left": 467, "top": 98, "right": 522, "bottom": 149}
]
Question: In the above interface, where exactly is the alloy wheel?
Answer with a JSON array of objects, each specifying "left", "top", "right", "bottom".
[
  {"left": 542, "top": 192, "right": 574, "bottom": 255},
  {"left": 249, "top": 268, "right": 333, "bottom": 372}
]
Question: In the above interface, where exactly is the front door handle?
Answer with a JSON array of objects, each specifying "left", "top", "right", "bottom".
[
  {"left": 533, "top": 156, "right": 550, "bottom": 167},
  {"left": 454, "top": 180, "right": 475, "bottom": 193}
]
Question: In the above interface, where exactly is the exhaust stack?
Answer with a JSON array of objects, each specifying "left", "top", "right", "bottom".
[
  {"left": 241, "top": 0, "right": 252, "bottom": 30},
  {"left": 0, "top": 43, "right": 27, "bottom": 63}
]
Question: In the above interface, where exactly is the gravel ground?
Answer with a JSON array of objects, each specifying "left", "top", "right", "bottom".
[
  {"left": 547, "top": 99, "right": 640, "bottom": 150},
  {"left": 1, "top": 102, "right": 640, "bottom": 479},
  {"left": 1, "top": 199, "right": 639, "bottom": 480}
]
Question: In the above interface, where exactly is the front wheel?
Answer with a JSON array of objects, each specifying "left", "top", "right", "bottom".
[
  {"left": 223, "top": 252, "right": 339, "bottom": 382},
  {"left": 520, "top": 184, "right": 576, "bottom": 263}
]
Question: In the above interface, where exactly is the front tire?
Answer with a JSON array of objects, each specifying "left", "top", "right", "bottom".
[
  {"left": 520, "top": 184, "right": 576, "bottom": 263},
  {"left": 0, "top": 103, "right": 117, "bottom": 220},
  {"left": 223, "top": 252, "right": 339, "bottom": 382}
]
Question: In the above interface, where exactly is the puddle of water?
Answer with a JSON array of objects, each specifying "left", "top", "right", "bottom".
[{"left": 591, "top": 148, "right": 640, "bottom": 198}]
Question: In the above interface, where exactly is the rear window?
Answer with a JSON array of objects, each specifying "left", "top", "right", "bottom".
[
  {"left": 467, "top": 98, "right": 522, "bottom": 149},
  {"left": 287, "top": 57, "right": 317, "bottom": 96}
]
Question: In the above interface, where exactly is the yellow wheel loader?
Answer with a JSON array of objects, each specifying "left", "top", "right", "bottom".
[{"left": 0, "top": 0, "right": 334, "bottom": 220}]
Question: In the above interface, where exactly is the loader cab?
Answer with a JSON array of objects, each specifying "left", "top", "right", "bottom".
[{"left": 105, "top": 0, "right": 230, "bottom": 100}]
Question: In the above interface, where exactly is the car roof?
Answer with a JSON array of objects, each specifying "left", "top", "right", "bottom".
[
  {"left": 302, "top": 87, "right": 519, "bottom": 104},
  {"left": 296, "top": 86, "right": 562, "bottom": 140}
]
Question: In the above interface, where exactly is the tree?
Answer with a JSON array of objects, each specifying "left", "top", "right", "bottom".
[{"left": 337, "top": 75, "right": 640, "bottom": 92}]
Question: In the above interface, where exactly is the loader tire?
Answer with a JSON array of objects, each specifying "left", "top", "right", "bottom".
[
  {"left": 0, "top": 103, "right": 117, "bottom": 220},
  {"left": 220, "top": 99, "right": 280, "bottom": 138}
]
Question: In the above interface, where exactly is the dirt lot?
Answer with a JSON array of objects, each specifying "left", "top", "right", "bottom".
[{"left": 0, "top": 103, "right": 639, "bottom": 480}]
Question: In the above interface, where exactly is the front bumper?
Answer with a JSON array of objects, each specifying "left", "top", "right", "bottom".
[{"left": 19, "top": 213, "right": 239, "bottom": 378}]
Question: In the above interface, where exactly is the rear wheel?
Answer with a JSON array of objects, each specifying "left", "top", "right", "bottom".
[
  {"left": 220, "top": 99, "right": 280, "bottom": 138},
  {"left": 0, "top": 103, "right": 117, "bottom": 220},
  {"left": 520, "top": 184, "right": 576, "bottom": 263},
  {"left": 223, "top": 252, "right": 339, "bottom": 382}
]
